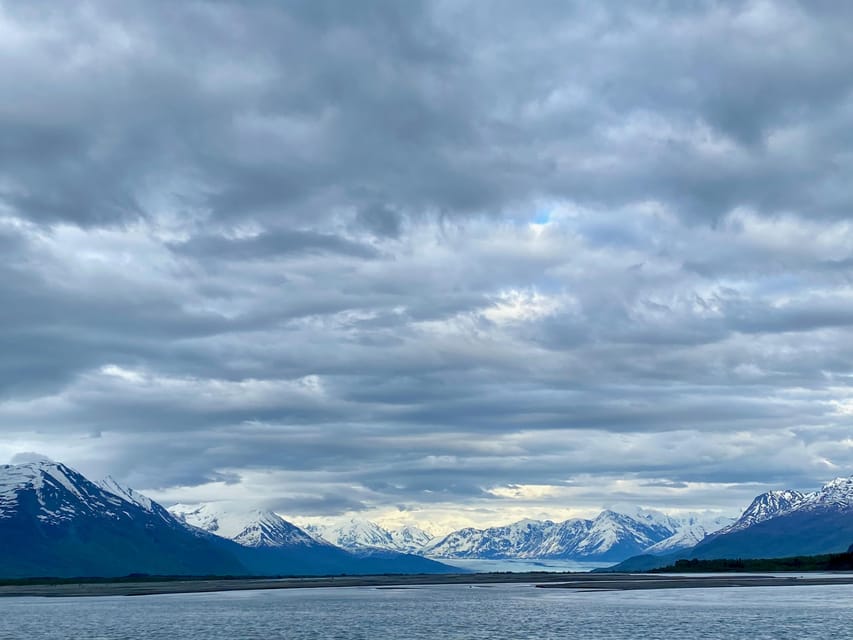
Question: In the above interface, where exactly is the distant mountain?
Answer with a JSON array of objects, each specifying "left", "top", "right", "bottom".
[
  {"left": 169, "top": 503, "right": 322, "bottom": 549},
  {"left": 304, "top": 508, "right": 732, "bottom": 563},
  {"left": 643, "top": 514, "right": 735, "bottom": 555},
  {"left": 423, "top": 519, "right": 563, "bottom": 559},
  {"left": 0, "top": 461, "right": 244, "bottom": 578},
  {"left": 570, "top": 510, "right": 676, "bottom": 561},
  {"left": 419, "top": 508, "right": 722, "bottom": 562},
  {"left": 304, "top": 518, "right": 436, "bottom": 555},
  {"left": 171, "top": 505, "right": 455, "bottom": 576},
  {"left": 305, "top": 518, "right": 396, "bottom": 550},
  {"left": 389, "top": 524, "right": 435, "bottom": 554}
]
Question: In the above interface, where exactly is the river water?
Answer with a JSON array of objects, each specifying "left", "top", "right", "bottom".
[{"left": 1, "top": 582, "right": 852, "bottom": 639}]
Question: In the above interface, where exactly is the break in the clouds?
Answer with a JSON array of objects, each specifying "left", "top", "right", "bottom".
[{"left": 2, "top": 0, "right": 853, "bottom": 531}]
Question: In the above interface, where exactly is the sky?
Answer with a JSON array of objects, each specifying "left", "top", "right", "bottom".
[{"left": 2, "top": 0, "right": 853, "bottom": 534}]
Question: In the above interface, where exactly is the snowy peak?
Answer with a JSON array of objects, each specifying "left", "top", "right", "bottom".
[
  {"left": 303, "top": 520, "right": 435, "bottom": 554},
  {"left": 801, "top": 476, "right": 853, "bottom": 511},
  {"left": 572, "top": 510, "right": 676, "bottom": 558},
  {"left": 168, "top": 503, "right": 319, "bottom": 549},
  {"left": 388, "top": 525, "right": 435, "bottom": 554},
  {"left": 0, "top": 460, "right": 129, "bottom": 523},
  {"left": 423, "top": 519, "right": 556, "bottom": 559},
  {"left": 720, "top": 489, "right": 806, "bottom": 534},
  {"left": 304, "top": 518, "right": 395, "bottom": 551},
  {"left": 712, "top": 476, "right": 853, "bottom": 537}
]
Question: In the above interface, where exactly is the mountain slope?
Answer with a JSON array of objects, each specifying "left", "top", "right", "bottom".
[
  {"left": 714, "top": 490, "right": 805, "bottom": 536},
  {"left": 606, "top": 476, "right": 853, "bottom": 570},
  {"left": 691, "top": 477, "right": 853, "bottom": 559},
  {"left": 0, "top": 461, "right": 245, "bottom": 578}
]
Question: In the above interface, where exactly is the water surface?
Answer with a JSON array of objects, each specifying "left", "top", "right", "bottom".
[
  {"left": 2, "top": 582, "right": 852, "bottom": 639},
  {"left": 440, "top": 557, "right": 611, "bottom": 572}
]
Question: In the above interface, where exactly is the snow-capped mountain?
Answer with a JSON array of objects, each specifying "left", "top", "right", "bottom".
[
  {"left": 423, "top": 519, "right": 560, "bottom": 559},
  {"left": 643, "top": 514, "right": 735, "bottom": 554},
  {"left": 534, "top": 518, "right": 594, "bottom": 557},
  {"left": 688, "top": 476, "right": 853, "bottom": 560},
  {"left": 0, "top": 460, "right": 121, "bottom": 524},
  {"left": 421, "top": 508, "right": 716, "bottom": 561},
  {"left": 303, "top": 518, "right": 435, "bottom": 554},
  {"left": 717, "top": 489, "right": 806, "bottom": 535},
  {"left": 605, "top": 475, "right": 853, "bottom": 572},
  {"left": 798, "top": 476, "right": 853, "bottom": 512},
  {"left": 0, "top": 460, "right": 245, "bottom": 577},
  {"left": 389, "top": 525, "right": 435, "bottom": 554},
  {"left": 709, "top": 477, "right": 853, "bottom": 540},
  {"left": 570, "top": 510, "right": 676, "bottom": 560},
  {"left": 305, "top": 518, "right": 395, "bottom": 550},
  {"left": 0, "top": 460, "right": 457, "bottom": 578},
  {"left": 97, "top": 476, "right": 178, "bottom": 526},
  {"left": 168, "top": 503, "right": 322, "bottom": 549},
  {"left": 165, "top": 504, "right": 455, "bottom": 575},
  {"left": 305, "top": 507, "right": 734, "bottom": 562}
]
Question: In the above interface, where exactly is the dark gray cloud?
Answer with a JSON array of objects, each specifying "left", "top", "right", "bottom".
[{"left": 1, "top": 0, "right": 853, "bottom": 528}]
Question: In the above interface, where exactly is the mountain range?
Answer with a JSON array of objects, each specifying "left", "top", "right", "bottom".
[
  {"left": 303, "top": 508, "right": 733, "bottom": 562},
  {"left": 2, "top": 459, "right": 852, "bottom": 578},
  {"left": 0, "top": 460, "right": 454, "bottom": 578},
  {"left": 300, "top": 480, "right": 853, "bottom": 565}
]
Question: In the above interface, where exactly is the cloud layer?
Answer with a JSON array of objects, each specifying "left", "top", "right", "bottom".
[{"left": 2, "top": 0, "right": 852, "bottom": 530}]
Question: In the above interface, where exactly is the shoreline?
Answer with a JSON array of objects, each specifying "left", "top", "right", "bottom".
[{"left": 1, "top": 572, "right": 852, "bottom": 598}]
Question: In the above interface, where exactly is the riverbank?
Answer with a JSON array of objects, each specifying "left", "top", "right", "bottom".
[
  {"left": 536, "top": 574, "right": 853, "bottom": 591},
  {"left": 2, "top": 571, "right": 853, "bottom": 597}
]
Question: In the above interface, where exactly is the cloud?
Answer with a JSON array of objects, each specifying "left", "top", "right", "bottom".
[{"left": 1, "top": 1, "right": 852, "bottom": 528}]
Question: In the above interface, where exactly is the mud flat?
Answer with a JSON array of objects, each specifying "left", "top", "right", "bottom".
[
  {"left": 1, "top": 572, "right": 852, "bottom": 598},
  {"left": 536, "top": 573, "right": 853, "bottom": 591},
  {"left": 0, "top": 572, "right": 584, "bottom": 598}
]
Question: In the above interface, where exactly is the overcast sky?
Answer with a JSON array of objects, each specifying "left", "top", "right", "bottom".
[{"left": 2, "top": 0, "right": 853, "bottom": 533}]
